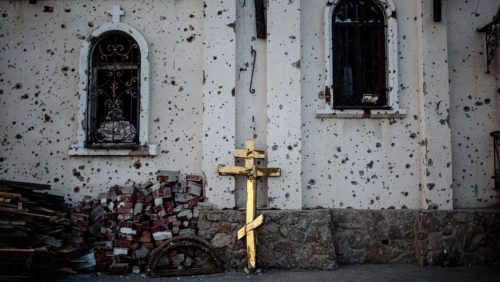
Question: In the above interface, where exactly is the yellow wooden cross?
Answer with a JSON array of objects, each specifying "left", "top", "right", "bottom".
[{"left": 218, "top": 139, "right": 281, "bottom": 271}]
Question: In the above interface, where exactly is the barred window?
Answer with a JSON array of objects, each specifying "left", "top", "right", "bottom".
[
  {"left": 86, "top": 32, "right": 140, "bottom": 148},
  {"left": 332, "top": 0, "right": 387, "bottom": 109}
]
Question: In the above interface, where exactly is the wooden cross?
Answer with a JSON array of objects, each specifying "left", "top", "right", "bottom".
[
  {"left": 218, "top": 139, "right": 280, "bottom": 271},
  {"left": 109, "top": 6, "right": 124, "bottom": 23}
]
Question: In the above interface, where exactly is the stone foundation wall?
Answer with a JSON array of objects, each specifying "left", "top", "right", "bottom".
[
  {"left": 197, "top": 210, "right": 337, "bottom": 270},
  {"left": 197, "top": 209, "right": 500, "bottom": 270}
]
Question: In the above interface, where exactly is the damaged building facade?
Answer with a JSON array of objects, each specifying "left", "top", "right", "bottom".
[{"left": 1, "top": 0, "right": 500, "bottom": 271}]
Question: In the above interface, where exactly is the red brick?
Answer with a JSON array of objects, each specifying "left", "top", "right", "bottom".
[
  {"left": 118, "top": 201, "right": 133, "bottom": 209},
  {"left": 115, "top": 240, "right": 132, "bottom": 247},
  {"left": 186, "top": 174, "right": 202, "bottom": 182},
  {"left": 119, "top": 221, "right": 133, "bottom": 228},
  {"left": 109, "top": 263, "right": 128, "bottom": 275},
  {"left": 166, "top": 215, "right": 178, "bottom": 224},
  {"left": 141, "top": 221, "right": 151, "bottom": 229},
  {"left": 117, "top": 233, "right": 135, "bottom": 241},
  {"left": 118, "top": 194, "right": 134, "bottom": 202},
  {"left": 139, "top": 236, "right": 152, "bottom": 243},
  {"left": 117, "top": 207, "right": 133, "bottom": 214},
  {"left": 130, "top": 242, "right": 140, "bottom": 251},
  {"left": 143, "top": 242, "right": 154, "bottom": 249},
  {"left": 140, "top": 181, "right": 153, "bottom": 189}
]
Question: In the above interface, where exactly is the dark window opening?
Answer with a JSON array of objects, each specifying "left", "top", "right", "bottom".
[
  {"left": 332, "top": 0, "right": 387, "bottom": 109},
  {"left": 85, "top": 31, "right": 140, "bottom": 148}
]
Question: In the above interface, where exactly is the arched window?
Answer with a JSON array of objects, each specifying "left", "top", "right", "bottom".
[
  {"left": 86, "top": 32, "right": 141, "bottom": 148},
  {"left": 70, "top": 6, "right": 156, "bottom": 156},
  {"left": 332, "top": 0, "right": 387, "bottom": 108}
]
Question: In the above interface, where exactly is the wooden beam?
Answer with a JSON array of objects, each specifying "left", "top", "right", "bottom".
[{"left": 0, "top": 180, "right": 51, "bottom": 191}]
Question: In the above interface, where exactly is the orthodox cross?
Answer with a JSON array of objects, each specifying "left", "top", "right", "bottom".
[
  {"left": 109, "top": 6, "right": 124, "bottom": 23},
  {"left": 218, "top": 139, "right": 281, "bottom": 271}
]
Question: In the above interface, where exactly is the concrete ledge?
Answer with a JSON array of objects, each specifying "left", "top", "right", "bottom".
[
  {"left": 197, "top": 209, "right": 500, "bottom": 270},
  {"left": 316, "top": 108, "right": 407, "bottom": 118}
]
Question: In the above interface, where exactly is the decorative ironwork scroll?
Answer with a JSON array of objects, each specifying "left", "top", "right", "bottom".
[
  {"left": 250, "top": 46, "right": 257, "bottom": 94},
  {"left": 218, "top": 140, "right": 281, "bottom": 272},
  {"left": 490, "top": 131, "right": 500, "bottom": 190},
  {"left": 478, "top": 17, "right": 500, "bottom": 73},
  {"left": 85, "top": 32, "right": 140, "bottom": 148}
]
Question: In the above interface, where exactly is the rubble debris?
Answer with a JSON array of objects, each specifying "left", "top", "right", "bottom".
[{"left": 69, "top": 173, "right": 208, "bottom": 275}]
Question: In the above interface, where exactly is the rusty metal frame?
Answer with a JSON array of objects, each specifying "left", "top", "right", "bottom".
[
  {"left": 254, "top": 0, "right": 266, "bottom": 38},
  {"left": 490, "top": 131, "right": 500, "bottom": 190},
  {"left": 147, "top": 235, "right": 224, "bottom": 277}
]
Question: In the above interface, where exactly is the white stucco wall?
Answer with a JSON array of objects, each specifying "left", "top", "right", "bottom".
[
  {"left": 447, "top": 0, "right": 500, "bottom": 208},
  {"left": 1, "top": 0, "right": 499, "bottom": 210},
  {"left": 300, "top": 0, "right": 424, "bottom": 209},
  {"left": 0, "top": 0, "right": 204, "bottom": 203}
]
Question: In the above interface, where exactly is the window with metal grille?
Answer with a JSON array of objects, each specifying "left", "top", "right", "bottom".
[
  {"left": 85, "top": 31, "right": 140, "bottom": 148},
  {"left": 332, "top": 0, "right": 387, "bottom": 109}
]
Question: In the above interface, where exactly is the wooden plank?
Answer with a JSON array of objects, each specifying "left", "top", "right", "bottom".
[
  {"left": 257, "top": 167, "right": 281, "bottom": 177},
  {"left": 0, "top": 192, "right": 22, "bottom": 199},
  {"left": 217, "top": 165, "right": 251, "bottom": 176},
  {"left": 0, "top": 249, "right": 35, "bottom": 253},
  {"left": 0, "top": 208, "right": 51, "bottom": 219},
  {"left": 0, "top": 181, "right": 51, "bottom": 191},
  {"left": 234, "top": 149, "right": 266, "bottom": 159},
  {"left": 237, "top": 214, "right": 264, "bottom": 240}
]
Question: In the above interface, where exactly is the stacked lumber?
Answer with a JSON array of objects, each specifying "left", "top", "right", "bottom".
[
  {"left": 0, "top": 181, "right": 79, "bottom": 281},
  {"left": 71, "top": 171, "right": 209, "bottom": 275}
]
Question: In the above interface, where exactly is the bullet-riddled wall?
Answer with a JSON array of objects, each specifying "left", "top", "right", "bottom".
[
  {"left": 1, "top": 0, "right": 499, "bottom": 210},
  {"left": 0, "top": 1, "right": 205, "bottom": 202}
]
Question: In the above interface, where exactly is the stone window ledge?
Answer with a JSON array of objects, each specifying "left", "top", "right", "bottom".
[
  {"left": 316, "top": 108, "right": 406, "bottom": 119},
  {"left": 69, "top": 144, "right": 158, "bottom": 156}
]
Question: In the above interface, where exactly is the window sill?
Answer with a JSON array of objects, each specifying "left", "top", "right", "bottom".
[
  {"left": 69, "top": 144, "right": 158, "bottom": 156},
  {"left": 316, "top": 108, "right": 406, "bottom": 119}
]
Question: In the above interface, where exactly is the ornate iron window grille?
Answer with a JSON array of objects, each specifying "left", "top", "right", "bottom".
[
  {"left": 85, "top": 32, "right": 141, "bottom": 149},
  {"left": 332, "top": 0, "right": 388, "bottom": 109},
  {"left": 477, "top": 7, "right": 500, "bottom": 73},
  {"left": 490, "top": 131, "right": 500, "bottom": 190}
]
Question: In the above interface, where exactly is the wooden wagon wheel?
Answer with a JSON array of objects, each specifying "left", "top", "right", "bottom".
[{"left": 148, "top": 235, "right": 224, "bottom": 277}]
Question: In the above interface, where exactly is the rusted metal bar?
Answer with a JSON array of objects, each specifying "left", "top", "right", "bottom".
[
  {"left": 490, "top": 131, "right": 500, "bottom": 190},
  {"left": 249, "top": 46, "right": 256, "bottom": 94},
  {"left": 254, "top": 0, "right": 266, "bottom": 38}
]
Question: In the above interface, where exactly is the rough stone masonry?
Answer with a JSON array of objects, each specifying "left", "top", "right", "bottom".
[{"left": 198, "top": 209, "right": 500, "bottom": 270}]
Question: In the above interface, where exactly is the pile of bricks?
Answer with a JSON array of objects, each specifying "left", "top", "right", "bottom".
[{"left": 69, "top": 171, "right": 211, "bottom": 275}]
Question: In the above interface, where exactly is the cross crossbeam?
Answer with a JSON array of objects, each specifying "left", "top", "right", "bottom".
[{"left": 218, "top": 139, "right": 281, "bottom": 271}]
